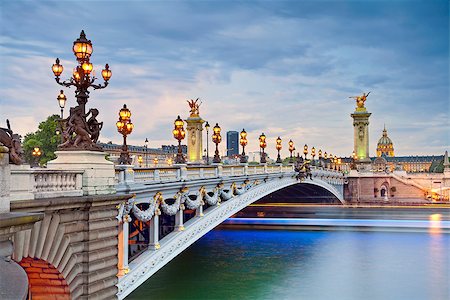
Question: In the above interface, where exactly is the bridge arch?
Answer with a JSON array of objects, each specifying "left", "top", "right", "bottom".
[
  {"left": 257, "top": 180, "right": 344, "bottom": 204},
  {"left": 118, "top": 176, "right": 344, "bottom": 298}
]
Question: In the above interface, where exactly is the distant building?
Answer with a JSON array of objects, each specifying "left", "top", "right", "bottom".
[
  {"left": 100, "top": 142, "right": 186, "bottom": 167},
  {"left": 226, "top": 131, "right": 239, "bottom": 157}
]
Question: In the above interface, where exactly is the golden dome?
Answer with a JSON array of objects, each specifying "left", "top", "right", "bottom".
[{"left": 376, "top": 126, "right": 394, "bottom": 157}]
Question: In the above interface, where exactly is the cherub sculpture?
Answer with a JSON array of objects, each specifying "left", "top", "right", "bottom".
[
  {"left": 87, "top": 108, "right": 103, "bottom": 143},
  {"left": 349, "top": 92, "right": 370, "bottom": 109},
  {"left": 187, "top": 98, "right": 202, "bottom": 117}
]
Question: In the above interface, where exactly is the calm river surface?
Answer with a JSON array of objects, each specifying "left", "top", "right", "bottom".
[{"left": 129, "top": 209, "right": 449, "bottom": 300}]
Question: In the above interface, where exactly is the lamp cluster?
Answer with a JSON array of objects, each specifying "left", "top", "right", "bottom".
[
  {"left": 173, "top": 115, "right": 186, "bottom": 164},
  {"left": 212, "top": 123, "right": 222, "bottom": 163},
  {"left": 239, "top": 129, "right": 248, "bottom": 163},
  {"left": 259, "top": 133, "right": 267, "bottom": 163},
  {"left": 51, "top": 30, "right": 112, "bottom": 151},
  {"left": 116, "top": 104, "right": 134, "bottom": 165},
  {"left": 52, "top": 31, "right": 112, "bottom": 86}
]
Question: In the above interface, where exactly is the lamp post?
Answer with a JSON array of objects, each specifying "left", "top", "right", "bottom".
[
  {"left": 31, "top": 147, "right": 42, "bottom": 168},
  {"left": 311, "top": 147, "right": 316, "bottom": 165},
  {"left": 212, "top": 123, "right": 222, "bottom": 163},
  {"left": 288, "top": 139, "right": 295, "bottom": 163},
  {"left": 137, "top": 155, "right": 143, "bottom": 167},
  {"left": 52, "top": 30, "right": 112, "bottom": 150},
  {"left": 259, "top": 133, "right": 267, "bottom": 164},
  {"left": 144, "top": 138, "right": 149, "bottom": 167},
  {"left": 303, "top": 144, "right": 308, "bottom": 160},
  {"left": 351, "top": 150, "right": 357, "bottom": 169},
  {"left": 318, "top": 149, "right": 322, "bottom": 167},
  {"left": 205, "top": 121, "right": 210, "bottom": 165},
  {"left": 276, "top": 137, "right": 282, "bottom": 163},
  {"left": 116, "top": 104, "right": 133, "bottom": 165},
  {"left": 240, "top": 128, "right": 248, "bottom": 163},
  {"left": 334, "top": 155, "right": 338, "bottom": 170},
  {"left": 173, "top": 115, "right": 186, "bottom": 164}
]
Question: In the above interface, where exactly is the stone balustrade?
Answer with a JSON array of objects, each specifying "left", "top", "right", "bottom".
[
  {"left": 115, "top": 164, "right": 297, "bottom": 186},
  {"left": 10, "top": 166, "right": 83, "bottom": 201}
]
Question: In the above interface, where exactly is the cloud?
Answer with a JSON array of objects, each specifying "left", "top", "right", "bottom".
[{"left": 0, "top": 0, "right": 448, "bottom": 158}]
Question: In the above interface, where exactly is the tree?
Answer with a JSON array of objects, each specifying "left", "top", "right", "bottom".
[{"left": 23, "top": 115, "right": 60, "bottom": 165}]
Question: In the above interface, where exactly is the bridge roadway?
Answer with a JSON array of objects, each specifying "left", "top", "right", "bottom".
[{"left": 114, "top": 164, "right": 344, "bottom": 298}]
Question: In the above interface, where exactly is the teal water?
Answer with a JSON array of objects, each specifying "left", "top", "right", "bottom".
[{"left": 129, "top": 229, "right": 449, "bottom": 300}]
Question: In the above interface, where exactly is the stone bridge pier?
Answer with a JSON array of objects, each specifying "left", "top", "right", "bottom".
[{"left": 10, "top": 194, "right": 130, "bottom": 299}]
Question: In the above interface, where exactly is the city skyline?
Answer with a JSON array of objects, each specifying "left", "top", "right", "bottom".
[{"left": 0, "top": 0, "right": 448, "bottom": 158}]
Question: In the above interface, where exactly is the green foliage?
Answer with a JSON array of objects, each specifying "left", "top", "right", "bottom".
[{"left": 22, "top": 115, "right": 60, "bottom": 165}]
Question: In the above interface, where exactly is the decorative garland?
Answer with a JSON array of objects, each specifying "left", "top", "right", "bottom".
[
  {"left": 220, "top": 183, "right": 235, "bottom": 200},
  {"left": 204, "top": 186, "right": 220, "bottom": 205},
  {"left": 184, "top": 187, "right": 205, "bottom": 210},
  {"left": 131, "top": 192, "right": 162, "bottom": 222},
  {"left": 160, "top": 189, "right": 187, "bottom": 215}
]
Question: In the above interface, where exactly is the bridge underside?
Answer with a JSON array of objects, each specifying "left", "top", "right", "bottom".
[{"left": 256, "top": 183, "right": 342, "bottom": 204}]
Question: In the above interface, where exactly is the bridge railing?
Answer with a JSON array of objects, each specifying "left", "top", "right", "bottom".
[
  {"left": 116, "top": 164, "right": 296, "bottom": 185},
  {"left": 10, "top": 167, "right": 84, "bottom": 201}
]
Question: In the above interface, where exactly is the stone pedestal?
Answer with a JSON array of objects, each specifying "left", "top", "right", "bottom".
[
  {"left": 185, "top": 116, "right": 205, "bottom": 164},
  {"left": 351, "top": 109, "right": 372, "bottom": 167},
  {"left": 0, "top": 145, "right": 11, "bottom": 213},
  {"left": 47, "top": 151, "right": 115, "bottom": 195}
]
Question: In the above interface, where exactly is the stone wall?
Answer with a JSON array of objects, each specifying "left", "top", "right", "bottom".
[
  {"left": 11, "top": 194, "right": 131, "bottom": 300},
  {"left": 346, "top": 174, "right": 426, "bottom": 202}
]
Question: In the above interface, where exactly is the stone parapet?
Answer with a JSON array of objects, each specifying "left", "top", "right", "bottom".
[{"left": 47, "top": 151, "right": 116, "bottom": 196}]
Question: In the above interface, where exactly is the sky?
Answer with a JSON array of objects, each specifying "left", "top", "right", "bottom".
[{"left": 0, "top": 0, "right": 448, "bottom": 159}]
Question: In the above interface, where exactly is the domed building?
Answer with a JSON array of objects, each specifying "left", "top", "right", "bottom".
[{"left": 376, "top": 126, "right": 394, "bottom": 157}]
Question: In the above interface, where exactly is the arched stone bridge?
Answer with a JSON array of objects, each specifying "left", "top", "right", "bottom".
[{"left": 114, "top": 164, "right": 344, "bottom": 298}]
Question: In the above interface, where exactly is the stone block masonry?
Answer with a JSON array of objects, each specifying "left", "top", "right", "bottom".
[{"left": 11, "top": 193, "right": 132, "bottom": 300}]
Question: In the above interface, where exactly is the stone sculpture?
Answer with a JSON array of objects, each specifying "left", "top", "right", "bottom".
[{"left": 0, "top": 119, "right": 24, "bottom": 165}]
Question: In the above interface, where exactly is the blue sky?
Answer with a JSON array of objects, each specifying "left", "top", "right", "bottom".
[{"left": 0, "top": 0, "right": 448, "bottom": 158}]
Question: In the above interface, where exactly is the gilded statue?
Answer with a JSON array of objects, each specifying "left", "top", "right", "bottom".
[
  {"left": 187, "top": 98, "right": 202, "bottom": 117},
  {"left": 349, "top": 92, "right": 370, "bottom": 109}
]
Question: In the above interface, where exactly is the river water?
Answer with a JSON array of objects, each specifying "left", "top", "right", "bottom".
[{"left": 129, "top": 209, "right": 449, "bottom": 300}]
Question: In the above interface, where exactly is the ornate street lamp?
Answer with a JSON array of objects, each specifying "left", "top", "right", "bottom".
[
  {"left": 31, "top": 147, "right": 42, "bottom": 167},
  {"left": 137, "top": 155, "right": 143, "bottom": 167},
  {"left": 303, "top": 144, "right": 308, "bottom": 160},
  {"left": 288, "top": 139, "right": 295, "bottom": 163},
  {"left": 173, "top": 115, "right": 186, "bottom": 164},
  {"left": 311, "top": 147, "right": 316, "bottom": 165},
  {"left": 334, "top": 155, "right": 338, "bottom": 170},
  {"left": 144, "top": 138, "right": 149, "bottom": 167},
  {"left": 276, "top": 137, "right": 282, "bottom": 163},
  {"left": 52, "top": 30, "right": 112, "bottom": 150},
  {"left": 212, "top": 123, "right": 222, "bottom": 163},
  {"left": 116, "top": 104, "right": 133, "bottom": 165},
  {"left": 57, "top": 90, "right": 67, "bottom": 118},
  {"left": 239, "top": 128, "right": 248, "bottom": 163},
  {"left": 318, "top": 149, "right": 323, "bottom": 167},
  {"left": 259, "top": 133, "right": 267, "bottom": 164},
  {"left": 205, "top": 121, "right": 210, "bottom": 164}
]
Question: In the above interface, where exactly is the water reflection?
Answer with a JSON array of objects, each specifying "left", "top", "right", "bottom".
[
  {"left": 129, "top": 229, "right": 449, "bottom": 300},
  {"left": 429, "top": 213, "right": 442, "bottom": 235}
]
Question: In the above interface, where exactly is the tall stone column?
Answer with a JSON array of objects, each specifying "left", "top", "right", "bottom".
[
  {"left": 186, "top": 116, "right": 205, "bottom": 164},
  {"left": 351, "top": 108, "right": 372, "bottom": 172}
]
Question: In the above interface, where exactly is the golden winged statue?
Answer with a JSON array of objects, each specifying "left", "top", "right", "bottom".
[
  {"left": 187, "top": 98, "right": 202, "bottom": 117},
  {"left": 349, "top": 92, "right": 370, "bottom": 109}
]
